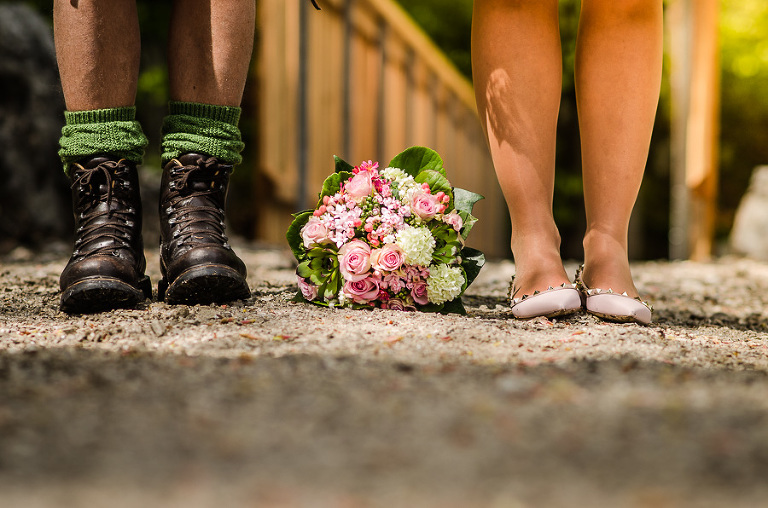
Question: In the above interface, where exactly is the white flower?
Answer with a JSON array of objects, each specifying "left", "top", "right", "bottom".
[
  {"left": 427, "top": 264, "right": 465, "bottom": 305},
  {"left": 381, "top": 167, "right": 408, "bottom": 182},
  {"left": 395, "top": 225, "right": 435, "bottom": 266},
  {"left": 398, "top": 180, "right": 422, "bottom": 203},
  {"left": 381, "top": 167, "right": 421, "bottom": 202}
]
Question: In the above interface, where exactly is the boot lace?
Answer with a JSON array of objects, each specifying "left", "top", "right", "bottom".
[
  {"left": 165, "top": 157, "right": 230, "bottom": 249},
  {"left": 71, "top": 160, "right": 137, "bottom": 258}
]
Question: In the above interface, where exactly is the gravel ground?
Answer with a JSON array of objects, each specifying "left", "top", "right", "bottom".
[{"left": 2, "top": 242, "right": 768, "bottom": 507}]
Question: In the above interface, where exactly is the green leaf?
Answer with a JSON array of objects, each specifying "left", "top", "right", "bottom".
[
  {"left": 453, "top": 187, "right": 484, "bottom": 215},
  {"left": 418, "top": 303, "right": 445, "bottom": 313},
  {"left": 458, "top": 210, "right": 478, "bottom": 241},
  {"left": 414, "top": 170, "right": 453, "bottom": 205},
  {"left": 297, "top": 261, "right": 313, "bottom": 278},
  {"left": 291, "top": 292, "right": 306, "bottom": 303},
  {"left": 430, "top": 223, "right": 458, "bottom": 242},
  {"left": 286, "top": 210, "right": 313, "bottom": 260},
  {"left": 461, "top": 247, "right": 485, "bottom": 289},
  {"left": 441, "top": 298, "right": 467, "bottom": 315},
  {"left": 323, "top": 282, "right": 338, "bottom": 301},
  {"left": 318, "top": 171, "right": 353, "bottom": 206},
  {"left": 388, "top": 146, "right": 445, "bottom": 177},
  {"left": 334, "top": 155, "right": 355, "bottom": 174},
  {"left": 431, "top": 254, "right": 456, "bottom": 265}
]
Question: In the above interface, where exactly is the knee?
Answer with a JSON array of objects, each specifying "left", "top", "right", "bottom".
[
  {"left": 581, "top": 0, "right": 662, "bottom": 25},
  {"left": 475, "top": 0, "right": 558, "bottom": 16}
]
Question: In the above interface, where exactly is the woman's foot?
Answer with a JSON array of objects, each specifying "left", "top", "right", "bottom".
[
  {"left": 508, "top": 239, "right": 581, "bottom": 319},
  {"left": 579, "top": 231, "right": 651, "bottom": 324},
  {"left": 509, "top": 234, "right": 573, "bottom": 298},
  {"left": 581, "top": 231, "right": 639, "bottom": 298}
]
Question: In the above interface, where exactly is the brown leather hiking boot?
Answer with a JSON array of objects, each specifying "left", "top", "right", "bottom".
[
  {"left": 158, "top": 153, "right": 249, "bottom": 304},
  {"left": 60, "top": 156, "right": 151, "bottom": 313}
]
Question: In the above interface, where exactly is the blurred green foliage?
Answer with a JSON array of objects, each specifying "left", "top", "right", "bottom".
[
  {"left": 719, "top": 0, "right": 768, "bottom": 241},
  {"left": 394, "top": 0, "right": 473, "bottom": 78}
]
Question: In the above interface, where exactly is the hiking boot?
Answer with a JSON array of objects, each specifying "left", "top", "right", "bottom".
[
  {"left": 158, "top": 153, "right": 249, "bottom": 304},
  {"left": 60, "top": 156, "right": 151, "bottom": 313}
]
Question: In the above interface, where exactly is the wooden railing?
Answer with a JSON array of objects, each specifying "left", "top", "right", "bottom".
[{"left": 251, "top": 0, "right": 509, "bottom": 258}]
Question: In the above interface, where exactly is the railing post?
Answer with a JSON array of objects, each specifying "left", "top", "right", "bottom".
[
  {"left": 297, "top": 0, "right": 310, "bottom": 210},
  {"left": 668, "top": 0, "right": 721, "bottom": 260},
  {"left": 342, "top": 0, "right": 353, "bottom": 160}
]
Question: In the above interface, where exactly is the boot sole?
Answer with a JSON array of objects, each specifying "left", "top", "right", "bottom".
[
  {"left": 160, "top": 264, "right": 250, "bottom": 305},
  {"left": 60, "top": 276, "right": 152, "bottom": 314}
]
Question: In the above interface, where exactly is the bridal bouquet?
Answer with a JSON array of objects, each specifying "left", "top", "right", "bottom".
[{"left": 287, "top": 147, "right": 485, "bottom": 314}]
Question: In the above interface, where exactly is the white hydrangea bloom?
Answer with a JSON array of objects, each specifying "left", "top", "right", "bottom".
[
  {"left": 427, "top": 264, "right": 465, "bottom": 305},
  {"left": 398, "top": 179, "right": 422, "bottom": 203},
  {"left": 395, "top": 225, "right": 435, "bottom": 266},
  {"left": 381, "top": 167, "right": 408, "bottom": 182},
  {"left": 382, "top": 167, "right": 421, "bottom": 202}
]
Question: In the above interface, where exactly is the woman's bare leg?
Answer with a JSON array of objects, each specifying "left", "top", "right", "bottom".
[
  {"left": 576, "top": 0, "right": 663, "bottom": 297},
  {"left": 472, "top": 0, "right": 568, "bottom": 297}
]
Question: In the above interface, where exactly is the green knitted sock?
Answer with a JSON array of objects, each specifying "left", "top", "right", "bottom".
[
  {"left": 59, "top": 107, "right": 148, "bottom": 172},
  {"left": 161, "top": 102, "right": 244, "bottom": 166}
]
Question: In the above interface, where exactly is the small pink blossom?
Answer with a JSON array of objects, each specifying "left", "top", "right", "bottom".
[
  {"left": 343, "top": 277, "right": 380, "bottom": 304},
  {"left": 443, "top": 211, "right": 463, "bottom": 232},
  {"left": 370, "top": 244, "right": 405, "bottom": 272},
  {"left": 345, "top": 172, "right": 373, "bottom": 201},
  {"left": 384, "top": 273, "right": 406, "bottom": 293},
  {"left": 297, "top": 276, "right": 318, "bottom": 301},
  {"left": 411, "top": 281, "right": 429, "bottom": 306},
  {"left": 411, "top": 191, "right": 441, "bottom": 220},
  {"left": 338, "top": 239, "right": 371, "bottom": 281},
  {"left": 355, "top": 160, "right": 379, "bottom": 174},
  {"left": 301, "top": 217, "right": 330, "bottom": 248},
  {"left": 405, "top": 264, "right": 429, "bottom": 281}
]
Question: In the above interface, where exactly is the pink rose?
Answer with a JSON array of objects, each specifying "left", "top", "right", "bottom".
[
  {"left": 343, "top": 277, "right": 380, "bottom": 304},
  {"left": 411, "top": 191, "right": 441, "bottom": 220},
  {"left": 297, "top": 276, "right": 318, "bottom": 301},
  {"left": 386, "top": 297, "right": 417, "bottom": 311},
  {"left": 370, "top": 244, "right": 405, "bottom": 272},
  {"left": 338, "top": 239, "right": 371, "bottom": 281},
  {"left": 443, "top": 211, "right": 463, "bottom": 232},
  {"left": 386, "top": 298, "right": 406, "bottom": 311},
  {"left": 345, "top": 172, "right": 373, "bottom": 201},
  {"left": 411, "top": 281, "right": 429, "bottom": 306},
  {"left": 301, "top": 217, "right": 330, "bottom": 248}
]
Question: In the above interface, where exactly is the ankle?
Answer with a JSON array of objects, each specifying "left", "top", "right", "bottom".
[
  {"left": 582, "top": 229, "right": 628, "bottom": 259},
  {"left": 581, "top": 230, "right": 638, "bottom": 297}
]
